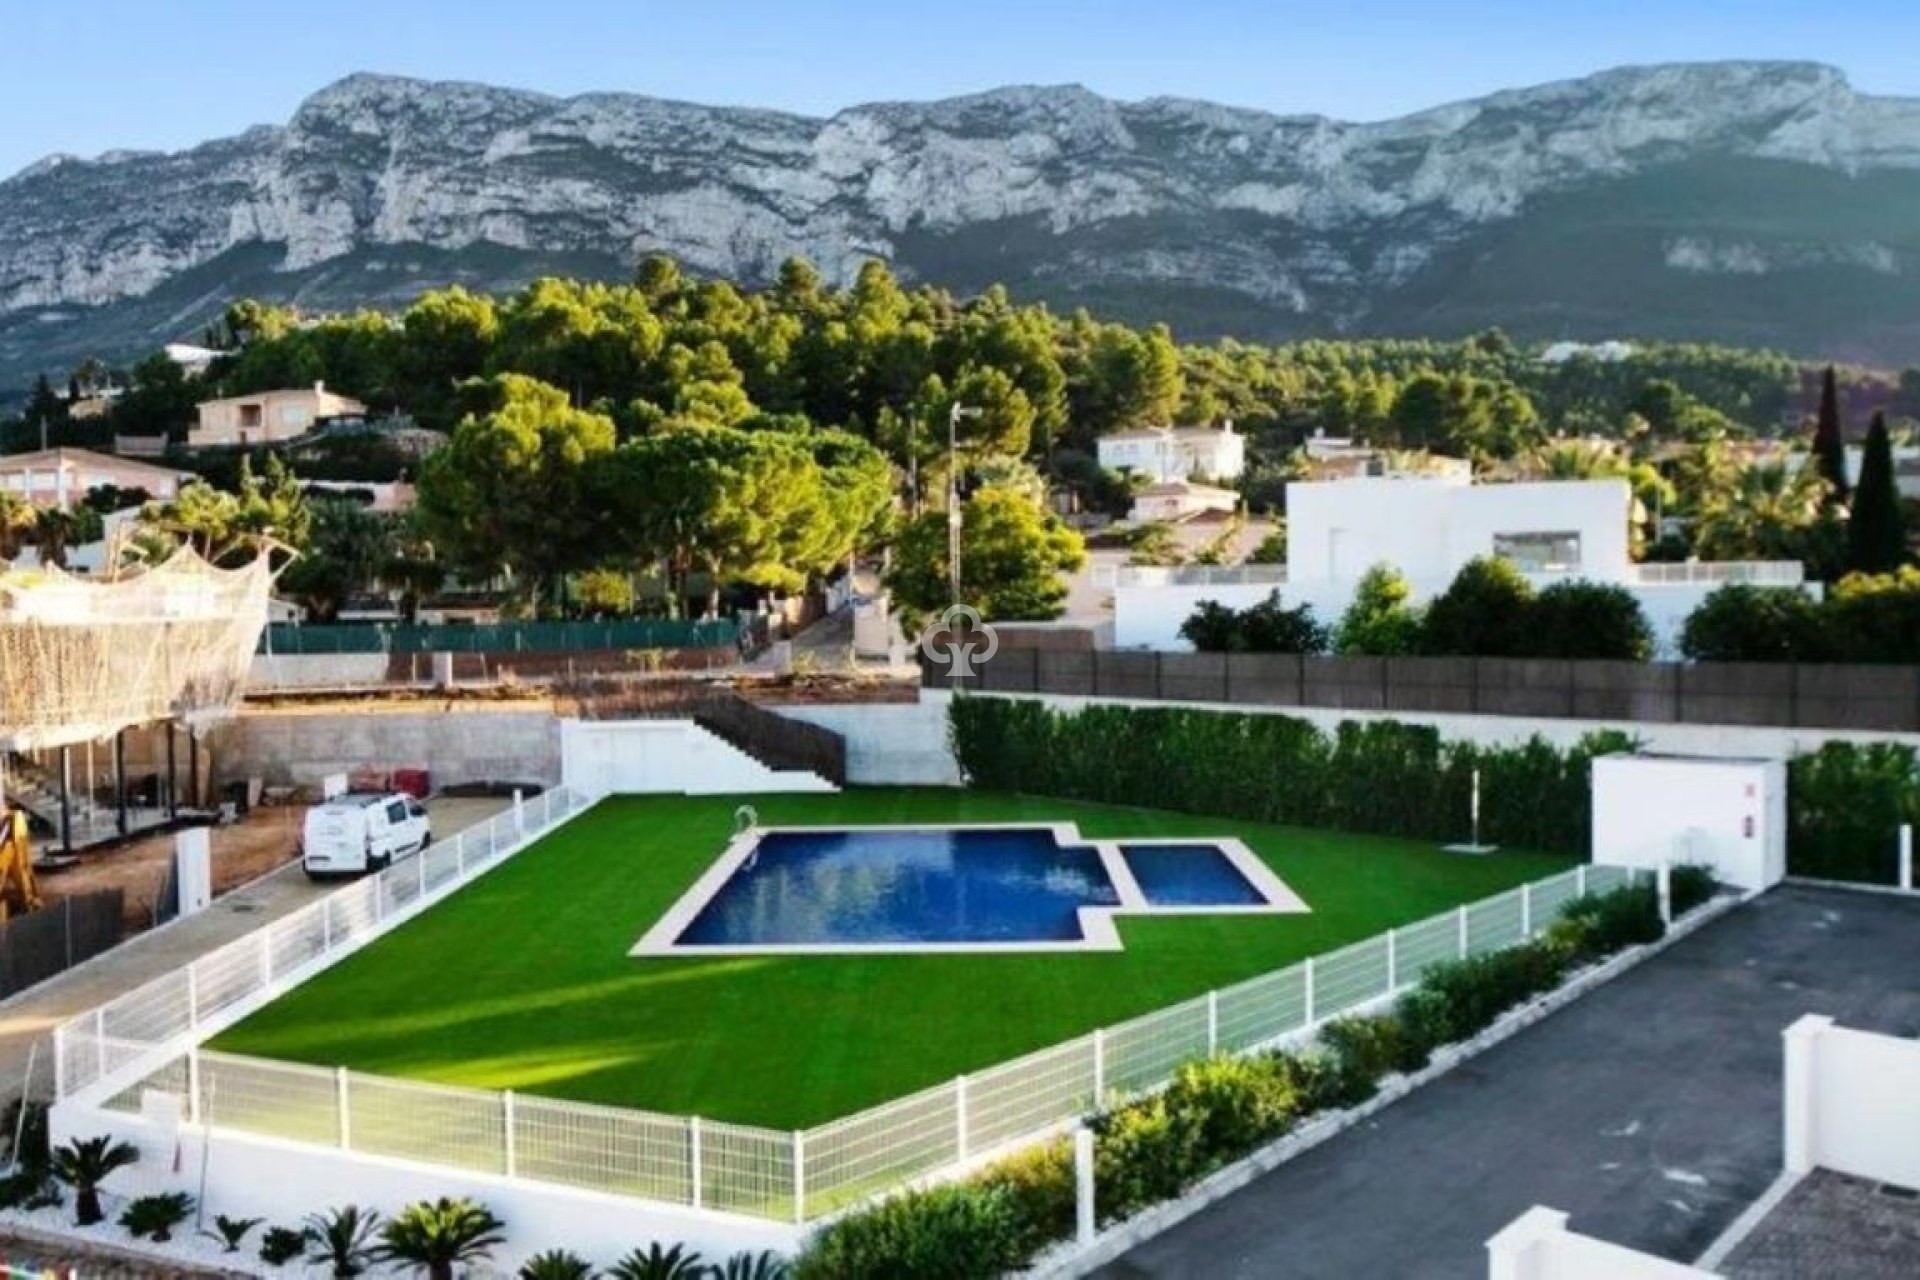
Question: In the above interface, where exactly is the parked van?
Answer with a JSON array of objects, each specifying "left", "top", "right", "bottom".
[{"left": 301, "top": 792, "right": 432, "bottom": 879}]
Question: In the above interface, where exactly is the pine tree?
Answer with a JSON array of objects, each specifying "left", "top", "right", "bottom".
[
  {"left": 1847, "top": 411, "right": 1906, "bottom": 573},
  {"left": 1813, "top": 365, "right": 1851, "bottom": 502}
]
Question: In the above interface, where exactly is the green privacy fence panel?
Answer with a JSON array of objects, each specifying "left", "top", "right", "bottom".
[{"left": 260, "top": 619, "right": 742, "bottom": 655}]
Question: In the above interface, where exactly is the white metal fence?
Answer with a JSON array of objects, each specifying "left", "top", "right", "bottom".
[
  {"left": 74, "top": 861, "right": 1639, "bottom": 1223},
  {"left": 54, "top": 786, "right": 591, "bottom": 1104}
]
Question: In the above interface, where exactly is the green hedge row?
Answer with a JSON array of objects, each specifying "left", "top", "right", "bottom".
[
  {"left": 948, "top": 697, "right": 1635, "bottom": 857},
  {"left": 796, "top": 876, "right": 1711, "bottom": 1279},
  {"left": 1788, "top": 741, "right": 1920, "bottom": 883}
]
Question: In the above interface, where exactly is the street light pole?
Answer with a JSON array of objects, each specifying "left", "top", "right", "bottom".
[{"left": 948, "top": 403, "right": 982, "bottom": 609}]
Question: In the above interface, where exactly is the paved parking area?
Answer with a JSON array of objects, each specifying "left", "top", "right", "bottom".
[{"left": 1096, "top": 885, "right": 1920, "bottom": 1280}]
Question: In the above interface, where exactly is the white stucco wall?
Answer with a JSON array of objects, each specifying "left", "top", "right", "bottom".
[
  {"left": 1785, "top": 1015, "right": 1920, "bottom": 1190},
  {"left": 1591, "top": 756, "right": 1787, "bottom": 891},
  {"left": 1286, "top": 477, "right": 1631, "bottom": 586},
  {"left": 1487, "top": 1207, "right": 1713, "bottom": 1280},
  {"left": 775, "top": 701, "right": 962, "bottom": 785},
  {"left": 50, "top": 1103, "right": 802, "bottom": 1267}
]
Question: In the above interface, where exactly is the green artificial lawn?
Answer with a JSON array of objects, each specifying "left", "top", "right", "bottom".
[{"left": 213, "top": 789, "right": 1573, "bottom": 1128}]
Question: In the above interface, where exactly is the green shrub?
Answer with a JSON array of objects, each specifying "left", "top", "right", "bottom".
[
  {"left": 0, "top": 1166, "right": 57, "bottom": 1212},
  {"left": 118, "top": 1191, "right": 194, "bottom": 1242},
  {"left": 714, "top": 1250, "right": 792, "bottom": 1280},
  {"left": 1161, "top": 1055, "right": 1303, "bottom": 1166},
  {"left": 608, "top": 1242, "right": 708, "bottom": 1280},
  {"left": 1266, "top": 1046, "right": 1371, "bottom": 1115},
  {"left": 260, "top": 1225, "right": 311, "bottom": 1267},
  {"left": 1092, "top": 1094, "right": 1206, "bottom": 1224},
  {"left": 948, "top": 697, "right": 1618, "bottom": 857},
  {"left": 1559, "top": 884, "right": 1663, "bottom": 957},
  {"left": 1789, "top": 741, "right": 1920, "bottom": 883},
  {"left": 210, "top": 1214, "right": 262, "bottom": 1253},
  {"left": 974, "top": 1138, "right": 1075, "bottom": 1259},
  {"left": 1320, "top": 1013, "right": 1431, "bottom": 1083},
  {"left": 794, "top": 1182, "right": 1024, "bottom": 1280},
  {"left": 1402, "top": 943, "right": 1569, "bottom": 1046},
  {"left": 1670, "top": 864, "right": 1718, "bottom": 916},
  {"left": 518, "top": 1250, "right": 593, "bottom": 1280}
]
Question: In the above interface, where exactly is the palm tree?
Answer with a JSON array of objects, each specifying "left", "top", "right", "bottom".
[
  {"left": 31, "top": 505, "right": 103, "bottom": 570},
  {"left": 0, "top": 492, "right": 37, "bottom": 561},
  {"left": 606, "top": 1243, "right": 708, "bottom": 1280},
  {"left": 48, "top": 1134, "right": 138, "bottom": 1226},
  {"left": 714, "top": 1251, "right": 791, "bottom": 1280},
  {"left": 1694, "top": 461, "right": 1832, "bottom": 562},
  {"left": 517, "top": 1249, "right": 593, "bottom": 1280},
  {"left": 377, "top": 1197, "right": 507, "bottom": 1280},
  {"left": 305, "top": 1205, "right": 383, "bottom": 1278}
]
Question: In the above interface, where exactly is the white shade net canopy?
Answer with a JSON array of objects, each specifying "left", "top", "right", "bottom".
[{"left": 0, "top": 549, "right": 272, "bottom": 751}]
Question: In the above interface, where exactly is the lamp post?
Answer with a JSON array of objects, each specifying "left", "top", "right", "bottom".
[{"left": 947, "top": 403, "right": 982, "bottom": 608}]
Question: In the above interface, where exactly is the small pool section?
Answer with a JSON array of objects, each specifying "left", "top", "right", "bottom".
[
  {"left": 638, "top": 823, "right": 1310, "bottom": 955},
  {"left": 1120, "top": 843, "right": 1268, "bottom": 907},
  {"left": 676, "top": 827, "right": 1120, "bottom": 947}
]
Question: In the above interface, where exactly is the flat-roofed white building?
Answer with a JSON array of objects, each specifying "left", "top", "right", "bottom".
[
  {"left": 1107, "top": 474, "right": 1809, "bottom": 656},
  {"left": 1098, "top": 424, "right": 1245, "bottom": 483}
]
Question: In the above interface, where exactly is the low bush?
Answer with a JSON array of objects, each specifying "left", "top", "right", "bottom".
[
  {"left": 608, "top": 1242, "right": 708, "bottom": 1280},
  {"left": 1558, "top": 884, "right": 1664, "bottom": 959},
  {"left": 119, "top": 1191, "right": 194, "bottom": 1242},
  {"left": 1669, "top": 864, "right": 1718, "bottom": 917},
  {"left": 714, "top": 1251, "right": 792, "bottom": 1280},
  {"left": 974, "top": 1137, "right": 1075, "bottom": 1259},
  {"left": 518, "top": 1249, "right": 594, "bottom": 1280},
  {"left": 1400, "top": 942, "right": 1569, "bottom": 1047},
  {"left": 1320, "top": 1013, "right": 1431, "bottom": 1084},
  {"left": 1092, "top": 1093, "right": 1208, "bottom": 1223},
  {"left": 260, "top": 1225, "right": 311, "bottom": 1267},
  {"left": 210, "top": 1214, "right": 262, "bottom": 1253},
  {"left": 1160, "top": 1054, "right": 1303, "bottom": 1164},
  {"left": 793, "top": 1182, "right": 1023, "bottom": 1280}
]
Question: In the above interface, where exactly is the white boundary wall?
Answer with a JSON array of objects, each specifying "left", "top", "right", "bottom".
[
  {"left": 1784, "top": 1014, "right": 1920, "bottom": 1190},
  {"left": 1487, "top": 1207, "right": 1714, "bottom": 1280},
  {"left": 1592, "top": 756, "right": 1787, "bottom": 893},
  {"left": 559, "top": 718, "right": 836, "bottom": 795}
]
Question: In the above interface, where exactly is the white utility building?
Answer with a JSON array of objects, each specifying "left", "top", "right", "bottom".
[
  {"left": 1106, "top": 473, "right": 1811, "bottom": 655},
  {"left": 1590, "top": 754, "right": 1786, "bottom": 893}
]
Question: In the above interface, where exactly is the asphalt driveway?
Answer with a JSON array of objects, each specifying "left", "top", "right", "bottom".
[{"left": 1096, "top": 885, "right": 1920, "bottom": 1280}]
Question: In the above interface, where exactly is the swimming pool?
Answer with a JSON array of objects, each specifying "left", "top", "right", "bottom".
[{"left": 635, "top": 823, "right": 1309, "bottom": 955}]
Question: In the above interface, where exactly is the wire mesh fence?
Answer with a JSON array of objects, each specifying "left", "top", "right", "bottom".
[
  {"left": 67, "top": 857, "right": 1642, "bottom": 1225},
  {"left": 54, "top": 786, "right": 590, "bottom": 1102}
]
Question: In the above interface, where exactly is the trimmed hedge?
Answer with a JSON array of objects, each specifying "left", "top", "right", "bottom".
[
  {"left": 1788, "top": 741, "right": 1920, "bottom": 883},
  {"left": 948, "top": 697, "right": 1634, "bottom": 857},
  {"left": 796, "top": 875, "right": 1711, "bottom": 1275}
]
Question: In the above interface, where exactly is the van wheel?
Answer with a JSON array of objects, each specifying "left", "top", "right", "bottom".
[{"left": 371, "top": 852, "right": 392, "bottom": 873}]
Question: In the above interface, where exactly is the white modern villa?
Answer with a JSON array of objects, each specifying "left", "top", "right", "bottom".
[
  {"left": 1097, "top": 423, "right": 1246, "bottom": 483},
  {"left": 1105, "top": 473, "right": 1809, "bottom": 654}
]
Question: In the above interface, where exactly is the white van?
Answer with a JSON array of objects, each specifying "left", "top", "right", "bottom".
[{"left": 301, "top": 792, "right": 432, "bottom": 879}]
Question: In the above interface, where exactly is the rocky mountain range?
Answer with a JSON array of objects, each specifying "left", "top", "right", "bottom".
[{"left": 4, "top": 60, "right": 1920, "bottom": 389}]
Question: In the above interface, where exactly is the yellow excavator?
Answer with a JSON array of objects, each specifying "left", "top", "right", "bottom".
[{"left": 0, "top": 805, "right": 41, "bottom": 920}]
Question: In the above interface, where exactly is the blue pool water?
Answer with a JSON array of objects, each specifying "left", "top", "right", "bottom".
[
  {"left": 1121, "top": 844, "right": 1266, "bottom": 907},
  {"left": 677, "top": 828, "right": 1122, "bottom": 946}
]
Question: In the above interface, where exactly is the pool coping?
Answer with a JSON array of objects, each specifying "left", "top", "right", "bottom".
[{"left": 629, "top": 822, "right": 1309, "bottom": 957}]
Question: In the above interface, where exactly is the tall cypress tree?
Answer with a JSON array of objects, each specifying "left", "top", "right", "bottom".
[
  {"left": 1813, "top": 364, "right": 1851, "bottom": 502},
  {"left": 1848, "top": 411, "right": 1906, "bottom": 573}
]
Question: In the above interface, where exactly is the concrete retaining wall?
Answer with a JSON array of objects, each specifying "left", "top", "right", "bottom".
[
  {"left": 211, "top": 706, "right": 562, "bottom": 791},
  {"left": 775, "top": 702, "right": 962, "bottom": 786}
]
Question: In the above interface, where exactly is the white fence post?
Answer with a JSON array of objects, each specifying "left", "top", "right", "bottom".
[
  {"left": 187, "top": 1048, "right": 202, "bottom": 1126},
  {"left": 187, "top": 964, "right": 200, "bottom": 1031},
  {"left": 792, "top": 1130, "right": 807, "bottom": 1224},
  {"left": 1577, "top": 864, "right": 1589, "bottom": 898},
  {"left": 1303, "top": 958, "right": 1316, "bottom": 1027},
  {"left": 1206, "top": 990, "right": 1219, "bottom": 1056},
  {"left": 1782, "top": 1015, "right": 1832, "bottom": 1175},
  {"left": 689, "top": 1116, "right": 703, "bottom": 1209},
  {"left": 1386, "top": 929, "right": 1398, "bottom": 990},
  {"left": 1657, "top": 861, "right": 1673, "bottom": 927},
  {"left": 514, "top": 788, "right": 526, "bottom": 837},
  {"left": 1902, "top": 824, "right": 1914, "bottom": 892},
  {"left": 1074, "top": 1126, "right": 1096, "bottom": 1247},
  {"left": 1456, "top": 905, "right": 1469, "bottom": 958},
  {"left": 1092, "top": 1029, "right": 1106, "bottom": 1102},
  {"left": 955, "top": 1075, "right": 970, "bottom": 1161},
  {"left": 457, "top": 835, "right": 468, "bottom": 879},
  {"left": 503, "top": 1090, "right": 517, "bottom": 1178},
  {"left": 1521, "top": 884, "right": 1533, "bottom": 938},
  {"left": 418, "top": 847, "right": 428, "bottom": 897},
  {"left": 336, "top": 1067, "right": 352, "bottom": 1149}
]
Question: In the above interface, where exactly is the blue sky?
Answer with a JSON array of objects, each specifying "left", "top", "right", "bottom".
[{"left": 5, "top": 0, "right": 1917, "bottom": 179}]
